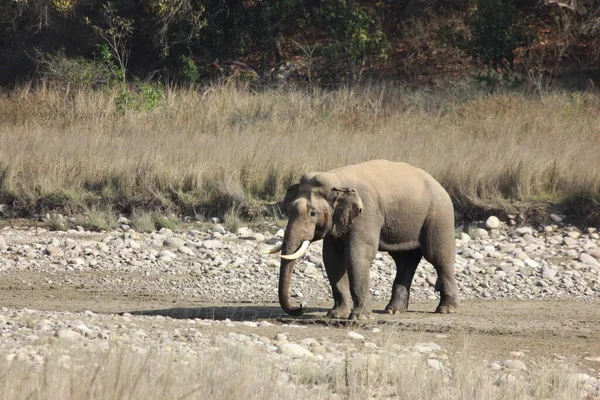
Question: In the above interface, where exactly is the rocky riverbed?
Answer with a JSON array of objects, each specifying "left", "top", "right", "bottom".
[{"left": 0, "top": 214, "right": 599, "bottom": 399}]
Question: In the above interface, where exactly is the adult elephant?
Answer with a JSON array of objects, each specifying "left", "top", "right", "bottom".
[{"left": 264, "top": 159, "right": 459, "bottom": 319}]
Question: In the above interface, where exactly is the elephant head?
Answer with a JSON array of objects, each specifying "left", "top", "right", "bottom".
[{"left": 263, "top": 174, "right": 364, "bottom": 316}]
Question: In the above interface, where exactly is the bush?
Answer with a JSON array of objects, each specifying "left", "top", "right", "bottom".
[
  {"left": 115, "top": 82, "right": 164, "bottom": 114},
  {"left": 35, "top": 50, "right": 114, "bottom": 89},
  {"left": 438, "top": 0, "right": 533, "bottom": 69}
]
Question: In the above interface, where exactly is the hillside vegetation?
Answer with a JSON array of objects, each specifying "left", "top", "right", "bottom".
[
  {"left": 0, "top": 0, "right": 599, "bottom": 227},
  {"left": 1, "top": 0, "right": 599, "bottom": 86}
]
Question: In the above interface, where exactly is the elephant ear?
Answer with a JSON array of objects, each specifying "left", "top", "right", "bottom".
[
  {"left": 280, "top": 183, "right": 300, "bottom": 210},
  {"left": 330, "top": 188, "right": 364, "bottom": 238}
]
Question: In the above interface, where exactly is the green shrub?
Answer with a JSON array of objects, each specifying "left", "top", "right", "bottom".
[
  {"left": 180, "top": 55, "right": 200, "bottom": 83},
  {"left": 115, "top": 81, "right": 164, "bottom": 114}
]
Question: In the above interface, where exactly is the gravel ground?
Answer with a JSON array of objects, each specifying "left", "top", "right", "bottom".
[{"left": 0, "top": 213, "right": 599, "bottom": 398}]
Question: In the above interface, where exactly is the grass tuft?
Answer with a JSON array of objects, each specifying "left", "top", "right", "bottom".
[{"left": 130, "top": 211, "right": 156, "bottom": 233}]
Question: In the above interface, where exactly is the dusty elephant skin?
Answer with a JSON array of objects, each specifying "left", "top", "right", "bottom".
[{"left": 268, "top": 159, "right": 459, "bottom": 319}]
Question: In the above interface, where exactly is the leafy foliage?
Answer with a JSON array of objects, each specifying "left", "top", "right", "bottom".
[
  {"left": 0, "top": 0, "right": 598, "bottom": 86},
  {"left": 438, "top": 0, "right": 533, "bottom": 69}
]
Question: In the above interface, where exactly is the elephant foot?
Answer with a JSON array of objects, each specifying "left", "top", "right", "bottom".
[
  {"left": 435, "top": 298, "right": 458, "bottom": 314},
  {"left": 384, "top": 300, "right": 408, "bottom": 315},
  {"left": 349, "top": 309, "right": 373, "bottom": 321},
  {"left": 384, "top": 305, "right": 408, "bottom": 315},
  {"left": 327, "top": 306, "right": 351, "bottom": 319}
]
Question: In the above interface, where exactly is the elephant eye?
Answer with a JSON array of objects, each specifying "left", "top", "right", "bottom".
[{"left": 310, "top": 210, "right": 318, "bottom": 217}]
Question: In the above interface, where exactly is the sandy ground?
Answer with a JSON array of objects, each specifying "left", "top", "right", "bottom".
[{"left": 1, "top": 275, "right": 599, "bottom": 371}]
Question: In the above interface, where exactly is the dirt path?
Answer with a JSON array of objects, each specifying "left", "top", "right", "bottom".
[{"left": 1, "top": 281, "right": 599, "bottom": 369}]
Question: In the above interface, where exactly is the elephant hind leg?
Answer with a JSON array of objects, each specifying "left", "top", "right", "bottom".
[
  {"left": 420, "top": 221, "right": 459, "bottom": 314},
  {"left": 385, "top": 249, "right": 422, "bottom": 314}
]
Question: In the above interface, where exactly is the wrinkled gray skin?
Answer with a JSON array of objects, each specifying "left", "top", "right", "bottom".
[{"left": 278, "top": 159, "right": 459, "bottom": 319}]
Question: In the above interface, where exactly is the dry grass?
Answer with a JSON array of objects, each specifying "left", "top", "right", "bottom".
[
  {"left": 0, "top": 342, "right": 586, "bottom": 400},
  {"left": 0, "top": 345, "right": 301, "bottom": 400},
  {"left": 293, "top": 346, "right": 584, "bottom": 400},
  {"left": 0, "top": 82, "right": 599, "bottom": 224}
]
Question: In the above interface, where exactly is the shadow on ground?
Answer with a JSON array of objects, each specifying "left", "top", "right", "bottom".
[
  {"left": 127, "top": 305, "right": 334, "bottom": 321},
  {"left": 126, "top": 304, "right": 436, "bottom": 327}
]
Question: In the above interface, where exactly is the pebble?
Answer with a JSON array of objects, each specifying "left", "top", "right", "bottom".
[
  {"left": 503, "top": 359, "right": 527, "bottom": 370},
  {"left": 427, "top": 359, "right": 444, "bottom": 371},
  {"left": 516, "top": 227, "right": 533, "bottom": 236},
  {"left": 485, "top": 216, "right": 500, "bottom": 229},
  {"left": 278, "top": 343, "right": 314, "bottom": 358},
  {"left": 45, "top": 245, "right": 64, "bottom": 257},
  {"left": 55, "top": 329, "right": 82, "bottom": 340},
  {"left": 579, "top": 253, "right": 600, "bottom": 266},
  {"left": 347, "top": 331, "right": 365, "bottom": 340},
  {"left": 541, "top": 267, "right": 557, "bottom": 280},
  {"left": 163, "top": 237, "right": 185, "bottom": 248}
]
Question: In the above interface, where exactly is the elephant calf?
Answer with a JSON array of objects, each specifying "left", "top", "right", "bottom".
[{"left": 264, "top": 159, "right": 459, "bottom": 320}]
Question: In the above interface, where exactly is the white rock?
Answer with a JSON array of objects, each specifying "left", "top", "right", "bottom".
[
  {"left": 426, "top": 342, "right": 441, "bottom": 351},
  {"left": 549, "top": 214, "right": 563, "bottom": 223},
  {"left": 237, "top": 227, "right": 252, "bottom": 236},
  {"left": 485, "top": 216, "right": 500, "bottom": 229},
  {"left": 163, "top": 237, "right": 185, "bottom": 248},
  {"left": 503, "top": 359, "right": 527, "bottom": 370},
  {"left": 414, "top": 345, "right": 432, "bottom": 354},
  {"left": 472, "top": 228, "right": 489, "bottom": 239},
  {"left": 490, "top": 362, "right": 502, "bottom": 370},
  {"left": 516, "top": 227, "right": 533, "bottom": 236},
  {"left": 45, "top": 245, "right": 64, "bottom": 257},
  {"left": 304, "top": 265, "right": 321, "bottom": 276},
  {"left": 157, "top": 250, "right": 177, "bottom": 258},
  {"left": 56, "top": 329, "right": 82, "bottom": 340},
  {"left": 177, "top": 246, "right": 194, "bottom": 255},
  {"left": 579, "top": 253, "right": 600, "bottom": 266},
  {"left": 278, "top": 343, "right": 313, "bottom": 358},
  {"left": 427, "top": 359, "right": 443, "bottom": 371},
  {"left": 541, "top": 267, "right": 557, "bottom": 280},
  {"left": 348, "top": 331, "right": 365, "bottom": 340}
]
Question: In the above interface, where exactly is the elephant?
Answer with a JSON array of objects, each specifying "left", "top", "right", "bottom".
[{"left": 263, "top": 159, "right": 459, "bottom": 319}]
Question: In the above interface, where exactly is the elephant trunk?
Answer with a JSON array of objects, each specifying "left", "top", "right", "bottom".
[{"left": 278, "top": 234, "right": 308, "bottom": 316}]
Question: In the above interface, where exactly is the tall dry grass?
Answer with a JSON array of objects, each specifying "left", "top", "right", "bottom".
[
  {"left": 0, "top": 342, "right": 586, "bottom": 400},
  {"left": 0, "top": 82, "right": 599, "bottom": 224},
  {"left": 0, "top": 345, "right": 298, "bottom": 400}
]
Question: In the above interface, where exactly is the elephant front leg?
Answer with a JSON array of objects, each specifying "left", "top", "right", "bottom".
[
  {"left": 323, "top": 238, "right": 352, "bottom": 319},
  {"left": 346, "top": 237, "right": 378, "bottom": 320}
]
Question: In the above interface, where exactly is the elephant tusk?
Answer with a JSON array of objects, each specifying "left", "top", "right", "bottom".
[
  {"left": 261, "top": 243, "right": 283, "bottom": 254},
  {"left": 280, "top": 240, "right": 311, "bottom": 260}
]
